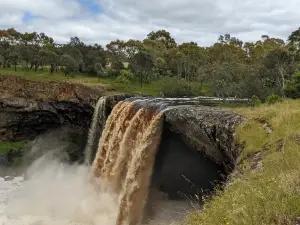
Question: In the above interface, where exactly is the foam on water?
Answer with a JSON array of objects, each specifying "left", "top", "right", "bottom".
[
  {"left": 0, "top": 158, "right": 196, "bottom": 225},
  {"left": 0, "top": 155, "right": 119, "bottom": 225}
]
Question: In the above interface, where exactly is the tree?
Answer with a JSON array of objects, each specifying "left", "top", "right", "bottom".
[
  {"left": 284, "top": 71, "right": 300, "bottom": 98},
  {"left": 94, "top": 62, "right": 104, "bottom": 79},
  {"left": 60, "top": 54, "right": 78, "bottom": 76},
  {"left": 259, "top": 48, "right": 292, "bottom": 96},
  {"left": 8, "top": 49, "right": 20, "bottom": 71},
  {"left": 132, "top": 50, "right": 154, "bottom": 86},
  {"left": 146, "top": 30, "right": 177, "bottom": 49}
]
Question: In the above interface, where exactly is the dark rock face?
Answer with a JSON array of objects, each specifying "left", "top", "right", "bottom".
[
  {"left": 0, "top": 99, "right": 94, "bottom": 141},
  {"left": 0, "top": 149, "right": 25, "bottom": 167},
  {"left": 164, "top": 105, "right": 244, "bottom": 171},
  {"left": 152, "top": 127, "right": 225, "bottom": 200},
  {"left": 0, "top": 75, "right": 104, "bottom": 141}
]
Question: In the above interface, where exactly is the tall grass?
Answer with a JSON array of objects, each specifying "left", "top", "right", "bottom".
[{"left": 186, "top": 99, "right": 300, "bottom": 225}]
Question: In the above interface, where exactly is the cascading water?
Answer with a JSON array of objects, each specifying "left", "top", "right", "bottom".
[
  {"left": 90, "top": 100, "right": 165, "bottom": 225},
  {"left": 84, "top": 96, "right": 107, "bottom": 165}
]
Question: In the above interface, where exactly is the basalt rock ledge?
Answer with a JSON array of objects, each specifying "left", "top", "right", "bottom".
[{"left": 0, "top": 75, "right": 104, "bottom": 141}]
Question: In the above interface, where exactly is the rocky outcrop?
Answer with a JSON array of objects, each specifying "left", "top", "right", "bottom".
[
  {"left": 0, "top": 75, "right": 104, "bottom": 141},
  {"left": 164, "top": 105, "right": 244, "bottom": 171}
]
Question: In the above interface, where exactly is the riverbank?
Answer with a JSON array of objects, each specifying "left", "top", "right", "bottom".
[{"left": 186, "top": 99, "right": 300, "bottom": 225}]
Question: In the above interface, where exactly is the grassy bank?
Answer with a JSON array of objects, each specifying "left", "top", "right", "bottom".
[
  {"left": 0, "top": 67, "right": 161, "bottom": 96},
  {"left": 0, "top": 67, "right": 213, "bottom": 96},
  {"left": 186, "top": 99, "right": 300, "bottom": 225},
  {"left": 0, "top": 141, "right": 28, "bottom": 153}
]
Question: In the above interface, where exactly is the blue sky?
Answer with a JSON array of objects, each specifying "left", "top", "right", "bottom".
[
  {"left": 78, "top": 0, "right": 102, "bottom": 13},
  {"left": 1, "top": 0, "right": 300, "bottom": 46},
  {"left": 23, "top": 12, "right": 40, "bottom": 23}
]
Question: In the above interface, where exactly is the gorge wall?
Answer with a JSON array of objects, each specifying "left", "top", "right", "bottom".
[{"left": 0, "top": 75, "right": 103, "bottom": 141}]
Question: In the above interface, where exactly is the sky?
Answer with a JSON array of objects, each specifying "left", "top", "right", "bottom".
[{"left": 0, "top": 0, "right": 299, "bottom": 46}]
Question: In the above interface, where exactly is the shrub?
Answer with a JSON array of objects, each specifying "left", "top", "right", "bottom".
[
  {"left": 120, "top": 70, "right": 134, "bottom": 81},
  {"left": 266, "top": 94, "right": 282, "bottom": 105},
  {"left": 250, "top": 95, "right": 261, "bottom": 107},
  {"left": 115, "top": 74, "right": 131, "bottom": 86}
]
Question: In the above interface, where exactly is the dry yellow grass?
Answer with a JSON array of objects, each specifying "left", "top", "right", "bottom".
[{"left": 186, "top": 99, "right": 300, "bottom": 225}]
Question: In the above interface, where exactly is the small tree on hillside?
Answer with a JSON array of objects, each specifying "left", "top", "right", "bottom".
[
  {"left": 8, "top": 50, "right": 21, "bottom": 71},
  {"left": 94, "top": 62, "right": 104, "bottom": 80},
  {"left": 60, "top": 54, "right": 78, "bottom": 76}
]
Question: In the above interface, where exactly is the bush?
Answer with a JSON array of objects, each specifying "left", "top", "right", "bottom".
[
  {"left": 115, "top": 74, "right": 131, "bottom": 86},
  {"left": 120, "top": 70, "right": 134, "bottom": 81},
  {"left": 158, "top": 77, "right": 203, "bottom": 97},
  {"left": 250, "top": 95, "right": 261, "bottom": 107},
  {"left": 266, "top": 94, "right": 282, "bottom": 105},
  {"left": 283, "top": 71, "right": 300, "bottom": 99}
]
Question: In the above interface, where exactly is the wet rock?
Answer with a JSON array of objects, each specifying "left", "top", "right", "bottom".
[{"left": 152, "top": 128, "right": 225, "bottom": 200}]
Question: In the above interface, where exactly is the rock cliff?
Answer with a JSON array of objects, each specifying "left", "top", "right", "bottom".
[{"left": 0, "top": 75, "right": 103, "bottom": 141}]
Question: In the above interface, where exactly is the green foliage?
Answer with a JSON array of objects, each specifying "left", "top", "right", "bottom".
[
  {"left": 2, "top": 27, "right": 300, "bottom": 99},
  {"left": 284, "top": 71, "right": 300, "bottom": 99},
  {"left": 94, "top": 62, "right": 104, "bottom": 77},
  {"left": 0, "top": 140, "right": 28, "bottom": 153},
  {"left": 266, "top": 94, "right": 282, "bottom": 105},
  {"left": 60, "top": 54, "right": 78, "bottom": 76},
  {"left": 250, "top": 95, "right": 262, "bottom": 107},
  {"left": 120, "top": 69, "right": 134, "bottom": 81},
  {"left": 158, "top": 77, "right": 203, "bottom": 97},
  {"left": 115, "top": 74, "right": 131, "bottom": 86}
]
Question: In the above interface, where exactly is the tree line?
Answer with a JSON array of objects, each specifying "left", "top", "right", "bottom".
[{"left": 1, "top": 28, "right": 300, "bottom": 100}]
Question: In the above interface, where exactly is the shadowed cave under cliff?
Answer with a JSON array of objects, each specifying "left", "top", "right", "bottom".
[{"left": 150, "top": 124, "right": 226, "bottom": 201}]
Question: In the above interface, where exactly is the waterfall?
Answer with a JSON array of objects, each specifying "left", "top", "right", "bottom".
[
  {"left": 84, "top": 96, "right": 107, "bottom": 165},
  {"left": 90, "top": 99, "right": 164, "bottom": 225}
]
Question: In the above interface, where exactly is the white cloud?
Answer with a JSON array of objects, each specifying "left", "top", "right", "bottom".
[{"left": 0, "top": 0, "right": 300, "bottom": 46}]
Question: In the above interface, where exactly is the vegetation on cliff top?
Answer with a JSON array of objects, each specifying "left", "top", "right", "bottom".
[
  {"left": 186, "top": 99, "right": 300, "bottom": 225},
  {"left": 2, "top": 28, "right": 300, "bottom": 99}
]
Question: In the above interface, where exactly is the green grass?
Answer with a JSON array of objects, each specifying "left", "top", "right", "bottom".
[
  {"left": 186, "top": 99, "right": 300, "bottom": 225},
  {"left": 0, "top": 67, "right": 115, "bottom": 87},
  {"left": 0, "top": 140, "right": 28, "bottom": 153},
  {"left": 0, "top": 67, "right": 164, "bottom": 96},
  {"left": 0, "top": 67, "right": 213, "bottom": 97}
]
